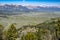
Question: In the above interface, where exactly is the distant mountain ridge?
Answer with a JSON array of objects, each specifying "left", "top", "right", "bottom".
[{"left": 0, "top": 4, "right": 60, "bottom": 13}]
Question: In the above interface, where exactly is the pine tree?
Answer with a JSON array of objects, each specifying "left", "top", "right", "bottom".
[
  {"left": 21, "top": 34, "right": 25, "bottom": 40},
  {"left": 0, "top": 24, "right": 4, "bottom": 40},
  {"left": 56, "top": 18, "right": 60, "bottom": 40},
  {"left": 21, "top": 32, "right": 37, "bottom": 40},
  {"left": 5, "top": 24, "right": 18, "bottom": 40},
  {"left": 36, "top": 28, "right": 43, "bottom": 40}
]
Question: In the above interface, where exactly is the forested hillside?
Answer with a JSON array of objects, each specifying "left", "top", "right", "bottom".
[{"left": 0, "top": 17, "right": 60, "bottom": 40}]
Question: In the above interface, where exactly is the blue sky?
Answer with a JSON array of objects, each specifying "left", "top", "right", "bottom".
[{"left": 0, "top": 0, "right": 60, "bottom": 6}]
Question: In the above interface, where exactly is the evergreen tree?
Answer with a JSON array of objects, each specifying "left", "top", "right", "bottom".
[
  {"left": 21, "top": 32, "right": 37, "bottom": 40},
  {"left": 5, "top": 24, "right": 18, "bottom": 40},
  {"left": 21, "top": 34, "right": 25, "bottom": 40},
  {"left": 56, "top": 18, "right": 60, "bottom": 40},
  {"left": 0, "top": 24, "right": 4, "bottom": 40},
  {"left": 36, "top": 28, "right": 43, "bottom": 40}
]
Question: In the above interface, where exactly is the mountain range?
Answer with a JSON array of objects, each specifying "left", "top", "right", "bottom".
[{"left": 0, "top": 4, "right": 60, "bottom": 15}]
